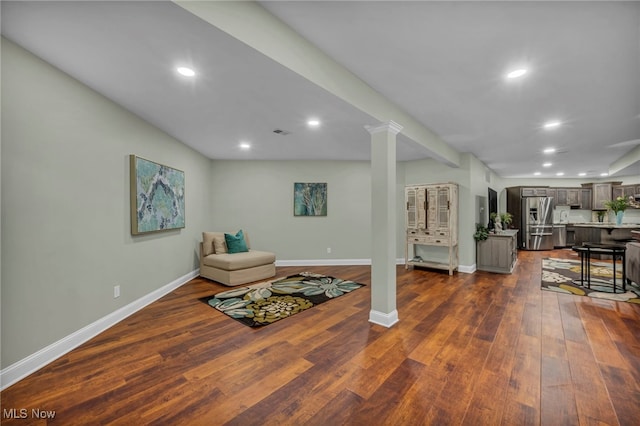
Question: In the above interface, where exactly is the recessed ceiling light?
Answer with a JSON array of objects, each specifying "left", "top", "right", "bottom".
[
  {"left": 578, "top": 172, "right": 586, "bottom": 177},
  {"left": 556, "top": 172, "right": 564, "bottom": 176},
  {"left": 534, "top": 172, "right": 541, "bottom": 176},
  {"left": 543, "top": 120, "right": 561, "bottom": 129},
  {"left": 543, "top": 162, "right": 552, "bottom": 167},
  {"left": 239, "top": 142, "right": 251, "bottom": 150},
  {"left": 543, "top": 147, "right": 556, "bottom": 154},
  {"left": 506, "top": 68, "right": 527, "bottom": 79},
  {"left": 307, "top": 119, "right": 321, "bottom": 127},
  {"left": 176, "top": 66, "right": 195, "bottom": 77},
  {"left": 600, "top": 172, "right": 609, "bottom": 176}
]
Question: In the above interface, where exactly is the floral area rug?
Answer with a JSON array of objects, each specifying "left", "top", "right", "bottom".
[
  {"left": 542, "top": 258, "right": 640, "bottom": 303},
  {"left": 200, "top": 272, "right": 365, "bottom": 327}
]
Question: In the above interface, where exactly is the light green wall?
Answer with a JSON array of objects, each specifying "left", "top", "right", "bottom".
[
  {"left": 1, "top": 38, "right": 212, "bottom": 367},
  {"left": 467, "top": 154, "right": 503, "bottom": 262},
  {"left": 209, "top": 160, "right": 376, "bottom": 260},
  {"left": 208, "top": 155, "right": 502, "bottom": 267}
]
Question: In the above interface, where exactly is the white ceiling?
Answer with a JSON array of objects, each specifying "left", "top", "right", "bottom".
[{"left": 2, "top": 1, "right": 639, "bottom": 178}]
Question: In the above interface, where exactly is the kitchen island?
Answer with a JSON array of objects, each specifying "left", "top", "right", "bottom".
[
  {"left": 476, "top": 229, "right": 519, "bottom": 274},
  {"left": 571, "top": 223, "right": 640, "bottom": 247},
  {"left": 572, "top": 223, "right": 640, "bottom": 229}
]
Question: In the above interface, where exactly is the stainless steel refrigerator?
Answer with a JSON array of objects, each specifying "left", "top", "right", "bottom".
[{"left": 522, "top": 197, "right": 554, "bottom": 250}]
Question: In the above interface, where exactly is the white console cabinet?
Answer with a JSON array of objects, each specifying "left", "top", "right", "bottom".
[{"left": 405, "top": 183, "right": 458, "bottom": 275}]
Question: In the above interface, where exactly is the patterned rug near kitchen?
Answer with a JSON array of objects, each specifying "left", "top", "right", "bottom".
[
  {"left": 541, "top": 258, "right": 640, "bottom": 303},
  {"left": 200, "top": 272, "right": 365, "bottom": 327}
]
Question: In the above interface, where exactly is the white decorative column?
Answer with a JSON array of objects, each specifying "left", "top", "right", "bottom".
[{"left": 365, "top": 120, "right": 403, "bottom": 327}]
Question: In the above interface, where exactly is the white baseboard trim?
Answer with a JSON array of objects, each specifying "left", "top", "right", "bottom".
[
  {"left": 369, "top": 309, "right": 399, "bottom": 328},
  {"left": 458, "top": 264, "right": 476, "bottom": 274},
  {"left": 276, "top": 259, "right": 370, "bottom": 266},
  {"left": 276, "top": 258, "right": 406, "bottom": 267},
  {"left": 0, "top": 269, "right": 199, "bottom": 391},
  {"left": 276, "top": 259, "right": 475, "bottom": 273}
]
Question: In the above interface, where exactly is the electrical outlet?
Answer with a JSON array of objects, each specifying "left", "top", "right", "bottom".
[
  {"left": 114, "top": 285, "right": 120, "bottom": 298},
  {"left": 327, "top": 247, "right": 332, "bottom": 254}
]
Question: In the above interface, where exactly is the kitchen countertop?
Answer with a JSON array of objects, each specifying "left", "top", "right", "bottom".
[
  {"left": 568, "top": 222, "right": 640, "bottom": 229},
  {"left": 489, "top": 229, "right": 519, "bottom": 237}
]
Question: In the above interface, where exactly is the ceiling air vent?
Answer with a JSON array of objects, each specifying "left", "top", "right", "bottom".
[{"left": 273, "top": 129, "right": 291, "bottom": 135}]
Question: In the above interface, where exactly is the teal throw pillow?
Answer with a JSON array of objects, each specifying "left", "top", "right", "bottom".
[{"left": 224, "top": 230, "right": 248, "bottom": 254}]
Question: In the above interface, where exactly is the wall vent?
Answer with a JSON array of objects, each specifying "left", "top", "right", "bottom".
[{"left": 273, "top": 129, "right": 291, "bottom": 135}]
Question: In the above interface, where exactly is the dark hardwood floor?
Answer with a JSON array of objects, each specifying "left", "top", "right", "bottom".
[{"left": 2, "top": 249, "right": 639, "bottom": 425}]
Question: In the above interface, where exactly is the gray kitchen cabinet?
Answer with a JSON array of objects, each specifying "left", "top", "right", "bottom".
[
  {"left": 520, "top": 188, "right": 536, "bottom": 197},
  {"left": 555, "top": 188, "right": 580, "bottom": 206},
  {"left": 574, "top": 226, "right": 600, "bottom": 246},
  {"left": 613, "top": 185, "right": 637, "bottom": 199},
  {"left": 520, "top": 187, "right": 549, "bottom": 197},
  {"left": 580, "top": 189, "right": 592, "bottom": 210},
  {"left": 612, "top": 186, "right": 622, "bottom": 199},
  {"left": 566, "top": 225, "right": 576, "bottom": 246},
  {"left": 591, "top": 183, "right": 613, "bottom": 210},
  {"left": 566, "top": 189, "right": 580, "bottom": 206},
  {"left": 555, "top": 188, "right": 568, "bottom": 205},
  {"left": 476, "top": 230, "right": 518, "bottom": 274}
]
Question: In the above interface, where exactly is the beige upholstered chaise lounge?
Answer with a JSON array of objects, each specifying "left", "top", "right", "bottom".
[{"left": 199, "top": 231, "right": 276, "bottom": 286}]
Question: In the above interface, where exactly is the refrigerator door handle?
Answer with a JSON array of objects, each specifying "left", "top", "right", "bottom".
[{"left": 524, "top": 195, "right": 555, "bottom": 250}]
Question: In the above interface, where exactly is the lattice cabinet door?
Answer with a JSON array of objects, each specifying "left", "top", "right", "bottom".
[
  {"left": 436, "top": 186, "right": 450, "bottom": 231},
  {"left": 406, "top": 186, "right": 426, "bottom": 230},
  {"left": 405, "top": 187, "right": 417, "bottom": 229},
  {"left": 426, "top": 186, "right": 439, "bottom": 232}
]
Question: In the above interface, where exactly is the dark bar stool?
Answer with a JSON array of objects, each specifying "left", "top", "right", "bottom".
[{"left": 571, "top": 243, "right": 627, "bottom": 293}]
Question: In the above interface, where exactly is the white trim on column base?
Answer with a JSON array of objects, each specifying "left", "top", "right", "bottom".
[
  {"left": 458, "top": 264, "right": 476, "bottom": 274},
  {"left": 369, "top": 309, "right": 399, "bottom": 328}
]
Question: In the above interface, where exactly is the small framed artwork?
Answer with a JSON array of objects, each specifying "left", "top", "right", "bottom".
[
  {"left": 130, "top": 155, "right": 185, "bottom": 235},
  {"left": 294, "top": 182, "right": 327, "bottom": 216}
]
